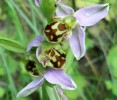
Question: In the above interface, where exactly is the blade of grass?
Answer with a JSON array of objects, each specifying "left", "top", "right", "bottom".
[
  {"left": 28, "top": 0, "right": 37, "bottom": 30},
  {"left": 45, "top": 85, "right": 60, "bottom": 100},
  {"left": 6, "top": 0, "right": 27, "bottom": 43},
  {"left": 0, "top": 48, "right": 18, "bottom": 100},
  {"left": 66, "top": 48, "right": 74, "bottom": 72},
  {"left": 98, "top": 36, "right": 117, "bottom": 94},
  {"left": 66, "top": 49, "right": 87, "bottom": 100},
  {"left": 8, "top": 0, "right": 39, "bottom": 35},
  {"left": 28, "top": 0, "right": 47, "bottom": 26}
]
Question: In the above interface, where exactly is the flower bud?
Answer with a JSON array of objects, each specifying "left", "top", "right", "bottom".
[{"left": 25, "top": 60, "right": 40, "bottom": 77}]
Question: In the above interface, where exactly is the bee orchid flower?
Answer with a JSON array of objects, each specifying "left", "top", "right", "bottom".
[
  {"left": 17, "top": 36, "right": 76, "bottom": 97},
  {"left": 27, "top": 36, "right": 66, "bottom": 69},
  {"left": 17, "top": 68, "right": 76, "bottom": 97},
  {"left": 34, "top": 1, "right": 109, "bottom": 60},
  {"left": 55, "top": 1, "right": 109, "bottom": 60}
]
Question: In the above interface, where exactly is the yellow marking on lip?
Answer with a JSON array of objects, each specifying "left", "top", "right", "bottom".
[
  {"left": 58, "top": 62, "right": 60, "bottom": 66},
  {"left": 45, "top": 30, "right": 50, "bottom": 32},
  {"left": 51, "top": 35, "right": 53, "bottom": 40},
  {"left": 51, "top": 22, "right": 59, "bottom": 29}
]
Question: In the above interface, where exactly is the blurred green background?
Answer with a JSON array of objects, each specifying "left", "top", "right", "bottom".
[{"left": 0, "top": 0, "right": 117, "bottom": 100}]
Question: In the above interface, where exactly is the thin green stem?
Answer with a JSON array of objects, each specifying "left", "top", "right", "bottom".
[
  {"left": 9, "top": 0, "right": 39, "bottom": 35},
  {"left": 98, "top": 36, "right": 114, "bottom": 86},
  {"left": 73, "top": 66, "right": 88, "bottom": 100},
  {"left": 53, "top": 87, "right": 61, "bottom": 100},
  {"left": 66, "top": 48, "right": 74, "bottom": 72},
  {"left": 45, "top": 85, "right": 57, "bottom": 100},
  {"left": 85, "top": 53, "right": 99, "bottom": 78},
  {"left": 0, "top": 49, "right": 17, "bottom": 100}
]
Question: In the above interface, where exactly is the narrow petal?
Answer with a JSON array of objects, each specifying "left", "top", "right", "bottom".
[
  {"left": 36, "top": 48, "right": 42, "bottom": 64},
  {"left": 27, "top": 36, "right": 43, "bottom": 52},
  {"left": 17, "top": 77, "right": 44, "bottom": 98},
  {"left": 74, "top": 4, "right": 109, "bottom": 26},
  {"left": 35, "top": 0, "right": 41, "bottom": 7},
  {"left": 56, "top": 88, "right": 68, "bottom": 100},
  {"left": 44, "top": 68, "right": 77, "bottom": 90},
  {"left": 69, "top": 26, "right": 86, "bottom": 60},
  {"left": 56, "top": 3, "right": 74, "bottom": 17}
]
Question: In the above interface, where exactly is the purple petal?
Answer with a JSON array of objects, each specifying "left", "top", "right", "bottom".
[
  {"left": 36, "top": 48, "right": 41, "bottom": 63},
  {"left": 69, "top": 26, "right": 86, "bottom": 60},
  {"left": 56, "top": 3, "right": 74, "bottom": 17},
  {"left": 74, "top": 4, "right": 109, "bottom": 26},
  {"left": 44, "top": 68, "right": 77, "bottom": 90},
  {"left": 62, "top": 94, "right": 68, "bottom": 100},
  {"left": 34, "top": 0, "right": 41, "bottom": 7},
  {"left": 27, "top": 36, "right": 43, "bottom": 52},
  {"left": 36, "top": 48, "right": 39, "bottom": 61},
  {"left": 17, "top": 77, "right": 44, "bottom": 98},
  {"left": 56, "top": 88, "right": 68, "bottom": 100}
]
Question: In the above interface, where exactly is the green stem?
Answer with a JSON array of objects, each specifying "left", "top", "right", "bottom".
[
  {"left": 44, "top": 84, "right": 59, "bottom": 100},
  {"left": 53, "top": 87, "right": 61, "bottom": 100},
  {"left": 85, "top": 53, "right": 99, "bottom": 78},
  {"left": 97, "top": 36, "right": 116, "bottom": 91},
  {"left": 9, "top": 0, "right": 39, "bottom": 35},
  {"left": 0, "top": 49, "right": 17, "bottom": 100},
  {"left": 66, "top": 48, "right": 74, "bottom": 72}
]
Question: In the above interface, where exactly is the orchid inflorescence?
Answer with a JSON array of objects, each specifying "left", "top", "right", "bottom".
[{"left": 17, "top": 0, "right": 109, "bottom": 99}]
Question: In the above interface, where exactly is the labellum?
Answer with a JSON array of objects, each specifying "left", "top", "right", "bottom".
[
  {"left": 25, "top": 60, "right": 40, "bottom": 77},
  {"left": 44, "top": 15, "right": 76, "bottom": 43},
  {"left": 37, "top": 41, "right": 66, "bottom": 69}
]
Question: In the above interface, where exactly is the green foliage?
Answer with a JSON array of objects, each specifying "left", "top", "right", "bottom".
[
  {"left": 107, "top": 46, "right": 117, "bottom": 95},
  {"left": 40, "top": 0, "right": 57, "bottom": 22},
  {"left": 0, "top": 87, "right": 5, "bottom": 98},
  {"left": 0, "top": 37, "right": 26, "bottom": 53}
]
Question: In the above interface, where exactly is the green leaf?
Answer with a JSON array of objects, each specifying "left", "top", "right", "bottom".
[
  {"left": 0, "top": 87, "right": 5, "bottom": 98},
  {"left": 86, "top": 38, "right": 94, "bottom": 50},
  {"left": 0, "top": 37, "right": 26, "bottom": 53},
  {"left": 66, "top": 48, "right": 74, "bottom": 71},
  {"left": 45, "top": 85, "right": 57, "bottom": 100},
  {"left": 40, "top": 0, "right": 57, "bottom": 22},
  {"left": 107, "top": 45, "right": 117, "bottom": 95}
]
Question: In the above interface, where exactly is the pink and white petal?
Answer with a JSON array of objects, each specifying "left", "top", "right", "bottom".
[
  {"left": 36, "top": 48, "right": 41, "bottom": 63},
  {"left": 69, "top": 26, "right": 86, "bottom": 60},
  {"left": 61, "top": 94, "right": 68, "bottom": 100},
  {"left": 17, "top": 77, "right": 44, "bottom": 98},
  {"left": 56, "top": 88, "right": 68, "bottom": 100},
  {"left": 27, "top": 36, "right": 43, "bottom": 52},
  {"left": 56, "top": 3, "right": 74, "bottom": 17},
  {"left": 44, "top": 68, "right": 77, "bottom": 90},
  {"left": 34, "top": 0, "right": 41, "bottom": 7},
  {"left": 74, "top": 4, "right": 109, "bottom": 26}
]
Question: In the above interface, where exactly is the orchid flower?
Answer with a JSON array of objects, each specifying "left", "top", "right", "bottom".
[
  {"left": 34, "top": 0, "right": 109, "bottom": 60},
  {"left": 27, "top": 36, "right": 66, "bottom": 69},
  {"left": 55, "top": 1, "right": 109, "bottom": 60},
  {"left": 17, "top": 67, "right": 76, "bottom": 97},
  {"left": 17, "top": 36, "right": 76, "bottom": 97}
]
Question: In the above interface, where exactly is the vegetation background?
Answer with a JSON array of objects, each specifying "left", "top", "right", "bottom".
[{"left": 0, "top": 0, "right": 117, "bottom": 100}]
